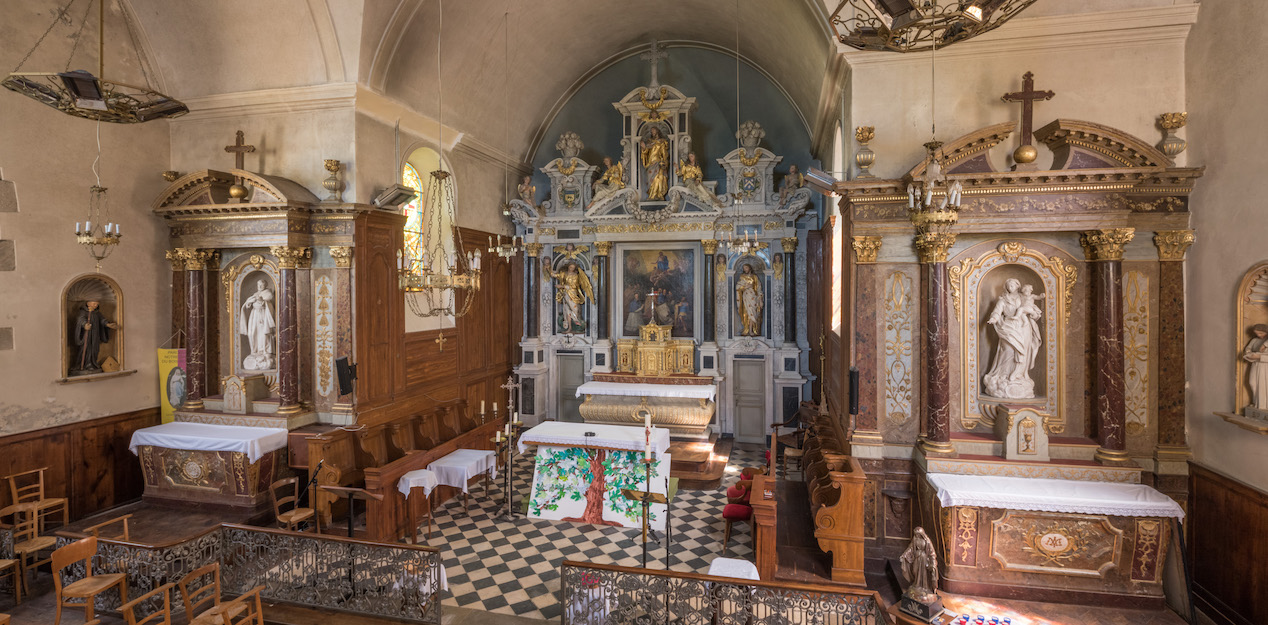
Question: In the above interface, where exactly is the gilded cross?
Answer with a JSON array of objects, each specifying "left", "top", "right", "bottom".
[
  {"left": 640, "top": 39, "right": 668, "bottom": 88},
  {"left": 434, "top": 333, "right": 447, "bottom": 351},
  {"left": 1001, "top": 72, "right": 1055, "bottom": 143},
  {"left": 224, "top": 130, "right": 256, "bottom": 170}
]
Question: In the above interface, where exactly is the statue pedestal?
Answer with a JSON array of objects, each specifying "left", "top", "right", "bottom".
[{"left": 899, "top": 593, "right": 945, "bottom": 623}]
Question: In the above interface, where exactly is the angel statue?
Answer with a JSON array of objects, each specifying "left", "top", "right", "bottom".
[
  {"left": 675, "top": 152, "right": 722, "bottom": 208},
  {"left": 547, "top": 260, "right": 594, "bottom": 335},
  {"left": 900, "top": 527, "right": 940, "bottom": 607},
  {"left": 736, "top": 263, "right": 764, "bottom": 337},
  {"left": 590, "top": 156, "right": 626, "bottom": 207},
  {"left": 518, "top": 175, "right": 537, "bottom": 205}
]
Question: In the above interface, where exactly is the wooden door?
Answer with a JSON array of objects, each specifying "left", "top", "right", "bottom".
[
  {"left": 556, "top": 354, "right": 585, "bottom": 421},
  {"left": 733, "top": 359, "right": 767, "bottom": 443}
]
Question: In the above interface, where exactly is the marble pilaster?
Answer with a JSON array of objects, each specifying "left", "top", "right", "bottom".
[
  {"left": 177, "top": 248, "right": 215, "bottom": 410},
  {"left": 851, "top": 236, "right": 882, "bottom": 446},
  {"left": 594, "top": 241, "right": 611, "bottom": 340},
  {"left": 165, "top": 251, "right": 187, "bottom": 349},
  {"left": 329, "top": 246, "right": 355, "bottom": 421},
  {"left": 915, "top": 232, "right": 956, "bottom": 456},
  {"left": 525, "top": 243, "right": 543, "bottom": 339},
  {"left": 702, "top": 239, "right": 718, "bottom": 344},
  {"left": 271, "top": 246, "right": 310, "bottom": 415},
  {"left": 1082, "top": 229, "right": 1135, "bottom": 464},
  {"left": 782, "top": 237, "right": 798, "bottom": 346},
  {"left": 1153, "top": 230, "right": 1194, "bottom": 463}
]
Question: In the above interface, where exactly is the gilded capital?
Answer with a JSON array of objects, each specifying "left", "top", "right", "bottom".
[
  {"left": 781, "top": 237, "right": 799, "bottom": 253},
  {"left": 852, "top": 236, "right": 883, "bottom": 264},
  {"left": 914, "top": 232, "right": 956, "bottom": 264},
  {"left": 1153, "top": 230, "right": 1194, "bottom": 261},
  {"left": 701, "top": 239, "right": 719, "bottom": 255},
  {"left": 175, "top": 248, "right": 215, "bottom": 271},
  {"left": 329, "top": 246, "right": 353, "bottom": 268},
  {"left": 270, "top": 246, "right": 312, "bottom": 269},
  {"left": 524, "top": 242, "right": 544, "bottom": 257},
  {"left": 1080, "top": 228, "right": 1135, "bottom": 262},
  {"left": 593, "top": 241, "right": 613, "bottom": 257},
  {"left": 165, "top": 250, "right": 185, "bottom": 271}
]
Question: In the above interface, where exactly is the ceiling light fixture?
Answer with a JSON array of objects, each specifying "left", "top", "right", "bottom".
[{"left": 829, "top": 0, "right": 1036, "bottom": 53}]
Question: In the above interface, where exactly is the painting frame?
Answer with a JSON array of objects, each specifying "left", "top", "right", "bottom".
[{"left": 614, "top": 244, "right": 701, "bottom": 340}]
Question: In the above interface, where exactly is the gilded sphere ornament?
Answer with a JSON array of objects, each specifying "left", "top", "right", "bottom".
[
  {"left": 1013, "top": 144, "right": 1038, "bottom": 164},
  {"left": 229, "top": 183, "right": 249, "bottom": 199}
]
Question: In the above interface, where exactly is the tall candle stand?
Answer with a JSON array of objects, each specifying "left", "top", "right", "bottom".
[
  {"left": 621, "top": 455, "right": 667, "bottom": 568},
  {"left": 493, "top": 416, "right": 524, "bottom": 522}
]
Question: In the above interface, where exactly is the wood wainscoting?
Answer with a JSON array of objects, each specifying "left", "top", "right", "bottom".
[
  {"left": 1188, "top": 463, "right": 1268, "bottom": 625},
  {"left": 0, "top": 407, "right": 160, "bottom": 520}
]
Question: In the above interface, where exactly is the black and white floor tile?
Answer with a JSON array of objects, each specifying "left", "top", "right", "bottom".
[{"left": 421, "top": 445, "right": 767, "bottom": 620}]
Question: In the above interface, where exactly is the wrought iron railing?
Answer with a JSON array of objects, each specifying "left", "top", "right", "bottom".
[
  {"left": 561, "top": 561, "right": 888, "bottom": 625},
  {"left": 56, "top": 524, "right": 443, "bottom": 624}
]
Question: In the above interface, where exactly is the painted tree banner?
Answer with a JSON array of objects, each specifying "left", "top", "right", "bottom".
[{"left": 527, "top": 445, "right": 669, "bottom": 531}]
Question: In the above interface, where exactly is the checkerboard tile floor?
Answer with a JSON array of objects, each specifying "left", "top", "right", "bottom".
[{"left": 422, "top": 444, "right": 768, "bottom": 620}]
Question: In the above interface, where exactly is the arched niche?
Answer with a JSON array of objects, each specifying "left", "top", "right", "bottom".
[
  {"left": 222, "top": 252, "right": 281, "bottom": 379},
  {"left": 1234, "top": 261, "right": 1268, "bottom": 416},
  {"left": 732, "top": 254, "right": 769, "bottom": 340},
  {"left": 60, "top": 273, "right": 133, "bottom": 382}
]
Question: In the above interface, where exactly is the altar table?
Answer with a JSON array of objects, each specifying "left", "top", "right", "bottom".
[
  {"left": 576, "top": 381, "right": 717, "bottom": 439},
  {"left": 923, "top": 472, "right": 1182, "bottom": 607},
  {"left": 520, "top": 423, "right": 670, "bottom": 531},
  {"left": 129, "top": 422, "right": 288, "bottom": 511},
  {"left": 576, "top": 381, "right": 716, "bottom": 402}
]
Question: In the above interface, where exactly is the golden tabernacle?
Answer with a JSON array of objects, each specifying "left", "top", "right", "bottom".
[{"left": 615, "top": 323, "right": 694, "bottom": 377}]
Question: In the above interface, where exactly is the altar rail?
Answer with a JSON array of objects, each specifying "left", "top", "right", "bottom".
[
  {"left": 53, "top": 524, "right": 443, "bottom": 624},
  {"left": 560, "top": 561, "right": 888, "bottom": 625}
]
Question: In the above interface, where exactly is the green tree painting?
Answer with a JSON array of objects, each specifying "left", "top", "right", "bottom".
[
  {"left": 603, "top": 450, "right": 661, "bottom": 525},
  {"left": 528, "top": 446, "right": 594, "bottom": 517}
]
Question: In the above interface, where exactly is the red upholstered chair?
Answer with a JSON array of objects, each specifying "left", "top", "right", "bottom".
[
  {"left": 726, "top": 481, "right": 752, "bottom": 504},
  {"left": 721, "top": 503, "right": 752, "bottom": 555},
  {"left": 739, "top": 467, "right": 766, "bottom": 480}
]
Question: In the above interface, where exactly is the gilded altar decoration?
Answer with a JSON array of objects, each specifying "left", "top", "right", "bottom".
[
  {"left": 615, "top": 324, "right": 695, "bottom": 377},
  {"left": 639, "top": 126, "right": 670, "bottom": 201},
  {"left": 1123, "top": 271, "right": 1150, "bottom": 435},
  {"left": 547, "top": 260, "right": 594, "bottom": 335},
  {"left": 884, "top": 272, "right": 914, "bottom": 425},
  {"left": 736, "top": 262, "right": 764, "bottom": 337},
  {"left": 990, "top": 511, "right": 1123, "bottom": 578},
  {"left": 772, "top": 254, "right": 784, "bottom": 281},
  {"left": 676, "top": 153, "right": 722, "bottom": 208},
  {"left": 329, "top": 246, "right": 353, "bottom": 268},
  {"left": 949, "top": 507, "right": 979, "bottom": 567},
  {"left": 590, "top": 157, "right": 626, "bottom": 207},
  {"left": 1130, "top": 519, "right": 1165, "bottom": 582},
  {"left": 315, "top": 276, "right": 335, "bottom": 397},
  {"left": 852, "top": 236, "right": 882, "bottom": 264},
  {"left": 637, "top": 86, "right": 670, "bottom": 122},
  {"left": 1080, "top": 228, "right": 1136, "bottom": 262},
  {"left": 915, "top": 232, "right": 956, "bottom": 264},
  {"left": 1153, "top": 230, "right": 1194, "bottom": 261}
]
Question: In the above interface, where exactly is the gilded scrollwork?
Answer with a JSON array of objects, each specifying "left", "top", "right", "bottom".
[
  {"left": 1123, "top": 271, "right": 1150, "bottom": 436},
  {"left": 884, "top": 272, "right": 914, "bottom": 426}
]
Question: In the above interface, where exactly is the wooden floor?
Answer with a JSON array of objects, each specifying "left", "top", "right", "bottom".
[{"left": 57, "top": 499, "right": 257, "bottom": 543}]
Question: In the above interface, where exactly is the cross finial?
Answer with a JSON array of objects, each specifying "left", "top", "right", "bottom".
[
  {"left": 224, "top": 130, "right": 256, "bottom": 170},
  {"left": 1001, "top": 71, "right": 1055, "bottom": 143},
  {"left": 640, "top": 39, "right": 668, "bottom": 88},
  {"left": 434, "top": 333, "right": 447, "bottom": 351}
]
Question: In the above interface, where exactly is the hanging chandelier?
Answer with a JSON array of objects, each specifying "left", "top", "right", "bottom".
[
  {"left": 907, "top": 38, "right": 962, "bottom": 233},
  {"left": 76, "top": 124, "right": 121, "bottom": 271},
  {"left": 830, "top": 0, "right": 1037, "bottom": 53},
  {"left": 492, "top": 9, "right": 523, "bottom": 261},
  {"left": 397, "top": 0, "right": 482, "bottom": 318},
  {"left": 3, "top": 0, "right": 188, "bottom": 123}
]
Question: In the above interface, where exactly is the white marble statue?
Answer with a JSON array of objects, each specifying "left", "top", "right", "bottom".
[
  {"left": 983, "top": 278, "right": 1044, "bottom": 399},
  {"left": 240, "top": 278, "right": 276, "bottom": 370},
  {"left": 1243, "top": 323, "right": 1268, "bottom": 410}
]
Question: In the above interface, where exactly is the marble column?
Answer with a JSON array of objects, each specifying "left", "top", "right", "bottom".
[
  {"left": 1081, "top": 229, "right": 1135, "bottom": 464},
  {"left": 524, "top": 243, "right": 542, "bottom": 339},
  {"left": 329, "top": 246, "right": 355, "bottom": 419},
  {"left": 1153, "top": 230, "right": 1194, "bottom": 464},
  {"left": 916, "top": 233, "right": 956, "bottom": 456},
  {"left": 594, "top": 241, "right": 611, "bottom": 340},
  {"left": 271, "top": 246, "right": 311, "bottom": 415},
  {"left": 177, "top": 248, "right": 215, "bottom": 410},
  {"left": 164, "top": 251, "right": 186, "bottom": 349},
  {"left": 782, "top": 237, "right": 798, "bottom": 345},
  {"left": 702, "top": 239, "right": 718, "bottom": 343},
  {"left": 851, "top": 236, "right": 883, "bottom": 447}
]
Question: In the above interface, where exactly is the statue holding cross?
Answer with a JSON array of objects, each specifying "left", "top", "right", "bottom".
[{"left": 1001, "top": 72, "right": 1054, "bottom": 170}]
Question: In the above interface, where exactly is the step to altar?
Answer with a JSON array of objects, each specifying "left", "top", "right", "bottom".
[
  {"left": 175, "top": 403, "right": 317, "bottom": 430},
  {"left": 920, "top": 452, "right": 1143, "bottom": 483},
  {"left": 668, "top": 436, "right": 731, "bottom": 489}
]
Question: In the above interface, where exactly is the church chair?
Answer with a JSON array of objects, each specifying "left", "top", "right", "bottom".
[
  {"left": 50, "top": 536, "right": 128, "bottom": 625},
  {"left": 221, "top": 585, "right": 265, "bottom": 625},
  {"left": 84, "top": 514, "right": 132, "bottom": 541},
  {"left": 721, "top": 503, "right": 753, "bottom": 555},
  {"left": 12, "top": 509, "right": 56, "bottom": 601},
  {"left": 4, "top": 467, "right": 68, "bottom": 532},
  {"left": 726, "top": 480, "right": 753, "bottom": 504},
  {"left": 268, "top": 477, "right": 317, "bottom": 533},
  {"left": 119, "top": 582, "right": 175, "bottom": 625},
  {"left": 178, "top": 562, "right": 235, "bottom": 624}
]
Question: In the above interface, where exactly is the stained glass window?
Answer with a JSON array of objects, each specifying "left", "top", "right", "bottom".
[{"left": 402, "top": 163, "right": 425, "bottom": 270}]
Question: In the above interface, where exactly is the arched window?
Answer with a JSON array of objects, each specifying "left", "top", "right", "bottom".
[{"left": 402, "top": 162, "right": 425, "bottom": 266}]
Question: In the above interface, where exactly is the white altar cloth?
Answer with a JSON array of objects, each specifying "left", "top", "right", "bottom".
[
  {"left": 576, "top": 381, "right": 716, "bottom": 402},
  {"left": 128, "top": 422, "right": 288, "bottom": 463},
  {"left": 518, "top": 422, "right": 671, "bottom": 456},
  {"left": 928, "top": 473, "right": 1185, "bottom": 519},
  {"left": 397, "top": 469, "right": 439, "bottom": 498},
  {"left": 427, "top": 449, "right": 497, "bottom": 494}
]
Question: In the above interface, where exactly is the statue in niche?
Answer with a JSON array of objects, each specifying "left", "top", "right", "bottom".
[
  {"left": 547, "top": 260, "right": 594, "bottom": 335},
  {"left": 639, "top": 126, "right": 670, "bottom": 201},
  {"left": 778, "top": 164, "right": 805, "bottom": 204},
  {"left": 240, "top": 278, "right": 276, "bottom": 370},
  {"left": 590, "top": 156, "right": 626, "bottom": 206},
  {"left": 518, "top": 175, "right": 536, "bottom": 205},
  {"left": 736, "top": 263, "right": 764, "bottom": 337},
  {"left": 675, "top": 152, "right": 722, "bottom": 208},
  {"left": 71, "top": 300, "right": 120, "bottom": 375},
  {"left": 983, "top": 278, "right": 1044, "bottom": 399},
  {"left": 1243, "top": 324, "right": 1268, "bottom": 411}
]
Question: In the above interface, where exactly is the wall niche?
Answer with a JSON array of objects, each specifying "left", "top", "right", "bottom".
[{"left": 59, "top": 274, "right": 135, "bottom": 383}]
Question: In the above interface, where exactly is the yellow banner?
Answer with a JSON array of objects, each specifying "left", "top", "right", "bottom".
[{"left": 157, "top": 348, "right": 186, "bottom": 423}]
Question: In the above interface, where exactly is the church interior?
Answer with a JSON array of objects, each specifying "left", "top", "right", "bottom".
[{"left": 0, "top": 1, "right": 1265, "bottom": 624}]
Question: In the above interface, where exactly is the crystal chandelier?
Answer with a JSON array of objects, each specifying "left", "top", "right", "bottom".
[
  {"left": 907, "top": 141, "right": 962, "bottom": 232},
  {"left": 75, "top": 123, "right": 121, "bottom": 271},
  {"left": 830, "top": 0, "right": 1037, "bottom": 53},
  {"left": 3, "top": 0, "right": 188, "bottom": 123},
  {"left": 722, "top": 229, "right": 762, "bottom": 256},
  {"left": 397, "top": 0, "right": 481, "bottom": 319},
  {"left": 488, "top": 235, "right": 523, "bottom": 261}
]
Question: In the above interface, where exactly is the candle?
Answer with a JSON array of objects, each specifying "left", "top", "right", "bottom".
[
  {"left": 85, "top": 220, "right": 92, "bottom": 232},
  {"left": 496, "top": 430, "right": 503, "bottom": 442},
  {"left": 75, "top": 222, "right": 81, "bottom": 234},
  {"left": 481, "top": 400, "right": 486, "bottom": 413},
  {"left": 114, "top": 223, "right": 120, "bottom": 236},
  {"left": 644, "top": 411, "right": 651, "bottom": 429},
  {"left": 493, "top": 402, "right": 498, "bottom": 413},
  {"left": 505, "top": 423, "right": 511, "bottom": 436}
]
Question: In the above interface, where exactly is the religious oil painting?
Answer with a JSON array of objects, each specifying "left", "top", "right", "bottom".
[{"left": 621, "top": 248, "right": 695, "bottom": 338}]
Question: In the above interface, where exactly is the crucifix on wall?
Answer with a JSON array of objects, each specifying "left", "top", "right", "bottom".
[
  {"left": 1001, "top": 72, "right": 1054, "bottom": 171},
  {"left": 225, "top": 130, "right": 256, "bottom": 170}
]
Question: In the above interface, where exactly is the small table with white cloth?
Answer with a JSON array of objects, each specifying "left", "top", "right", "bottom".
[
  {"left": 923, "top": 471, "right": 1185, "bottom": 606},
  {"left": 427, "top": 449, "right": 498, "bottom": 513},
  {"left": 129, "top": 422, "right": 289, "bottom": 511},
  {"left": 397, "top": 469, "right": 440, "bottom": 542}
]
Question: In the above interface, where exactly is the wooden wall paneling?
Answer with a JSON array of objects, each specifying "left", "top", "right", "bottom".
[
  {"left": 354, "top": 210, "right": 405, "bottom": 412},
  {"left": 1188, "top": 463, "right": 1267, "bottom": 625},
  {"left": 807, "top": 230, "right": 824, "bottom": 404}
]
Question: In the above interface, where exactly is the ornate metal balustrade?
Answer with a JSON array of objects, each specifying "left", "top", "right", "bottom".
[
  {"left": 561, "top": 561, "right": 887, "bottom": 625},
  {"left": 56, "top": 524, "right": 442, "bottom": 624}
]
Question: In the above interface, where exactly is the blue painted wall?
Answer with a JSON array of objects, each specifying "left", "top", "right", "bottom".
[{"left": 530, "top": 45, "right": 820, "bottom": 213}]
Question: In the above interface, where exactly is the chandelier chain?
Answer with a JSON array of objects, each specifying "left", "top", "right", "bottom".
[
  {"left": 13, "top": 0, "right": 81, "bottom": 72},
  {"left": 64, "top": 0, "right": 96, "bottom": 72},
  {"left": 120, "top": 0, "right": 155, "bottom": 89}
]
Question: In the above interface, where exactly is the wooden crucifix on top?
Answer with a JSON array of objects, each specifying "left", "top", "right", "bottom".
[
  {"left": 1001, "top": 71, "right": 1055, "bottom": 144},
  {"left": 225, "top": 130, "right": 256, "bottom": 170}
]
